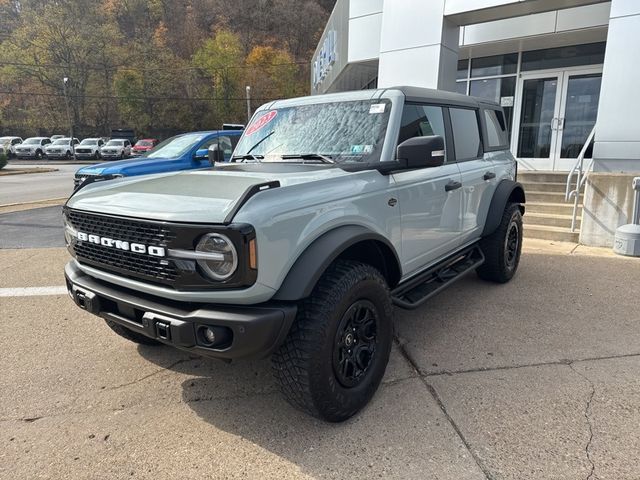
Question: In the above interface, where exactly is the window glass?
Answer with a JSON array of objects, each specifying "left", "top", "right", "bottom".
[
  {"left": 484, "top": 110, "right": 508, "bottom": 148},
  {"left": 450, "top": 108, "right": 481, "bottom": 160},
  {"left": 471, "top": 54, "right": 518, "bottom": 77},
  {"left": 470, "top": 76, "right": 516, "bottom": 140},
  {"left": 398, "top": 105, "right": 446, "bottom": 156},
  {"left": 217, "top": 135, "right": 234, "bottom": 160},
  {"left": 455, "top": 81, "right": 467, "bottom": 95},
  {"left": 521, "top": 42, "right": 605, "bottom": 72},
  {"left": 457, "top": 59, "right": 469, "bottom": 80}
]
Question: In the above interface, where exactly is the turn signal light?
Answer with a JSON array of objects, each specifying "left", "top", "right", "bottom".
[{"left": 249, "top": 238, "right": 257, "bottom": 270}]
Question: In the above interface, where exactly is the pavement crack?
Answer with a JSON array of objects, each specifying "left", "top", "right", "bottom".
[
  {"left": 569, "top": 363, "right": 598, "bottom": 480},
  {"left": 105, "top": 358, "right": 191, "bottom": 392},
  {"left": 394, "top": 338, "right": 495, "bottom": 480}
]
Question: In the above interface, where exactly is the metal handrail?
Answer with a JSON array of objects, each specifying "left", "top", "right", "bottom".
[{"left": 565, "top": 126, "right": 596, "bottom": 232}]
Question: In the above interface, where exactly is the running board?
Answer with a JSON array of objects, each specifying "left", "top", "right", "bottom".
[{"left": 391, "top": 245, "right": 484, "bottom": 310}]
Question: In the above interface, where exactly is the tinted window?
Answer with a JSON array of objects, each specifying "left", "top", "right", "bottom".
[
  {"left": 398, "top": 105, "right": 446, "bottom": 156},
  {"left": 484, "top": 110, "right": 508, "bottom": 148},
  {"left": 521, "top": 42, "right": 605, "bottom": 72},
  {"left": 471, "top": 53, "right": 518, "bottom": 77},
  {"left": 218, "top": 136, "right": 234, "bottom": 160},
  {"left": 450, "top": 108, "right": 481, "bottom": 160}
]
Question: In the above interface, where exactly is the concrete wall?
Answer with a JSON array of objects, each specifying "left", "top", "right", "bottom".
[
  {"left": 580, "top": 173, "right": 637, "bottom": 246},
  {"left": 593, "top": 0, "right": 640, "bottom": 173}
]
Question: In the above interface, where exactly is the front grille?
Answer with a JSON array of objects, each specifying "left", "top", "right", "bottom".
[
  {"left": 76, "top": 148, "right": 91, "bottom": 154},
  {"left": 66, "top": 209, "right": 179, "bottom": 285}
]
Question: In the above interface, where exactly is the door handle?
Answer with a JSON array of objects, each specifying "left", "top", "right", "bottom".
[
  {"left": 483, "top": 171, "right": 496, "bottom": 181},
  {"left": 445, "top": 180, "right": 462, "bottom": 192},
  {"left": 551, "top": 117, "right": 558, "bottom": 131},
  {"left": 558, "top": 117, "right": 565, "bottom": 131}
]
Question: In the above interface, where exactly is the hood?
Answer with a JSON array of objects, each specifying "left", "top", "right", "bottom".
[
  {"left": 76, "top": 155, "right": 184, "bottom": 176},
  {"left": 67, "top": 164, "right": 354, "bottom": 223}
]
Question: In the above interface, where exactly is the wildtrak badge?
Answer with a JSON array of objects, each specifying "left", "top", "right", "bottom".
[{"left": 75, "top": 231, "right": 166, "bottom": 257}]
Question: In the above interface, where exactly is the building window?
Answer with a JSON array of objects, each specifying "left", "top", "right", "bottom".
[
  {"left": 471, "top": 53, "right": 518, "bottom": 77},
  {"left": 457, "top": 59, "right": 469, "bottom": 80},
  {"left": 469, "top": 77, "right": 516, "bottom": 141},
  {"left": 455, "top": 81, "right": 467, "bottom": 95},
  {"left": 521, "top": 42, "right": 605, "bottom": 72}
]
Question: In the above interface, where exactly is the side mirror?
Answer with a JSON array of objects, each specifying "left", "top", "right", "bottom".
[
  {"left": 207, "top": 144, "right": 224, "bottom": 165},
  {"left": 396, "top": 135, "right": 445, "bottom": 169}
]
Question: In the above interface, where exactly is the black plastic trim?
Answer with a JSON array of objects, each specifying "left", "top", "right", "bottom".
[
  {"left": 273, "top": 225, "right": 401, "bottom": 301},
  {"left": 482, "top": 180, "right": 526, "bottom": 237}
]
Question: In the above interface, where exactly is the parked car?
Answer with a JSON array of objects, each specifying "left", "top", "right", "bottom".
[
  {"left": 100, "top": 139, "right": 132, "bottom": 160},
  {"left": 50, "top": 135, "right": 66, "bottom": 141},
  {"left": 14, "top": 137, "right": 51, "bottom": 159},
  {"left": 74, "top": 130, "right": 241, "bottom": 188},
  {"left": 44, "top": 138, "right": 80, "bottom": 159},
  {"left": 0, "top": 136, "right": 23, "bottom": 158},
  {"left": 64, "top": 87, "right": 525, "bottom": 421},
  {"left": 131, "top": 138, "right": 159, "bottom": 157},
  {"left": 75, "top": 138, "right": 106, "bottom": 160}
]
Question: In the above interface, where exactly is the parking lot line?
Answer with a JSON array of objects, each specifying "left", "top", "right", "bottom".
[{"left": 0, "top": 286, "right": 67, "bottom": 297}]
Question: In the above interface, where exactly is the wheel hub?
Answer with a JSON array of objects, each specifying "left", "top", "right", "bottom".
[{"left": 333, "top": 300, "right": 378, "bottom": 388}]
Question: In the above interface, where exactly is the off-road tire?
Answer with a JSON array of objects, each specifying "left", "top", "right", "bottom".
[
  {"left": 104, "top": 319, "right": 162, "bottom": 346},
  {"left": 476, "top": 202, "right": 523, "bottom": 283},
  {"left": 272, "top": 260, "right": 393, "bottom": 422}
]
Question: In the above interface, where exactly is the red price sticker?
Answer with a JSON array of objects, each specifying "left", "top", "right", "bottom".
[{"left": 246, "top": 110, "right": 278, "bottom": 136}]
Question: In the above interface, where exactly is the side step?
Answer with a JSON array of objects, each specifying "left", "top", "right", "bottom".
[{"left": 391, "top": 245, "right": 484, "bottom": 310}]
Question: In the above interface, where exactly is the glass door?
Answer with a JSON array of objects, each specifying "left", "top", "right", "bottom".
[
  {"left": 554, "top": 70, "right": 602, "bottom": 171},
  {"left": 514, "top": 73, "right": 563, "bottom": 171}
]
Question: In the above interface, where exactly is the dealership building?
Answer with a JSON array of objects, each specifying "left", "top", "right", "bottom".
[{"left": 311, "top": 0, "right": 640, "bottom": 247}]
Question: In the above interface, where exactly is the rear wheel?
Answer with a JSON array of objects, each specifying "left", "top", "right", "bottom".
[
  {"left": 104, "top": 319, "right": 162, "bottom": 346},
  {"left": 35, "top": 150, "right": 43, "bottom": 160},
  {"left": 272, "top": 260, "right": 393, "bottom": 422},
  {"left": 476, "top": 202, "right": 523, "bottom": 283}
]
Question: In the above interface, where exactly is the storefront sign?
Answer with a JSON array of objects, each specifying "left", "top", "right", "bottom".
[{"left": 313, "top": 30, "right": 338, "bottom": 89}]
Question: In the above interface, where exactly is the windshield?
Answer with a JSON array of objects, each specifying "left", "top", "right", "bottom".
[
  {"left": 52, "top": 139, "right": 70, "bottom": 145},
  {"left": 146, "top": 133, "right": 203, "bottom": 158},
  {"left": 0, "top": 137, "right": 12, "bottom": 144},
  {"left": 106, "top": 140, "right": 124, "bottom": 146},
  {"left": 136, "top": 140, "right": 154, "bottom": 147},
  {"left": 80, "top": 139, "right": 98, "bottom": 145},
  {"left": 24, "top": 138, "right": 41, "bottom": 145},
  {"left": 233, "top": 100, "right": 392, "bottom": 163}
]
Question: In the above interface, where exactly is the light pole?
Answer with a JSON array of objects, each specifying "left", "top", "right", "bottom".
[
  {"left": 62, "top": 77, "right": 75, "bottom": 158},
  {"left": 245, "top": 85, "right": 251, "bottom": 123}
]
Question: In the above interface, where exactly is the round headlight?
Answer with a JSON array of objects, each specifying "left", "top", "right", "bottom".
[
  {"left": 195, "top": 233, "right": 238, "bottom": 280},
  {"left": 63, "top": 220, "right": 78, "bottom": 250}
]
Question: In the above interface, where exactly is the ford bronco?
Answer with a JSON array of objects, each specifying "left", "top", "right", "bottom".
[{"left": 64, "top": 86, "right": 525, "bottom": 422}]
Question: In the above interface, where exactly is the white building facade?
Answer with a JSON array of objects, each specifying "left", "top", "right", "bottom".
[{"left": 311, "top": 0, "right": 640, "bottom": 247}]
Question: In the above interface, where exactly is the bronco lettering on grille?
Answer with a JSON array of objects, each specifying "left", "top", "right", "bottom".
[{"left": 76, "top": 231, "right": 165, "bottom": 257}]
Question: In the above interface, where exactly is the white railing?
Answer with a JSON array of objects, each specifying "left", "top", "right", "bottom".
[{"left": 565, "top": 127, "right": 596, "bottom": 232}]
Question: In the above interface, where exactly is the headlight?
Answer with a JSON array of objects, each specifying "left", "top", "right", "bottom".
[
  {"left": 63, "top": 219, "right": 78, "bottom": 253},
  {"left": 195, "top": 233, "right": 238, "bottom": 280}
]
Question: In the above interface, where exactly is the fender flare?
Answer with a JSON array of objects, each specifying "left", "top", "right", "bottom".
[
  {"left": 273, "top": 225, "right": 401, "bottom": 301},
  {"left": 482, "top": 179, "right": 526, "bottom": 237}
]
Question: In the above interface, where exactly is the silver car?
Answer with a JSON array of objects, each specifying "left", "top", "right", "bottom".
[
  {"left": 75, "top": 138, "right": 105, "bottom": 160},
  {"left": 64, "top": 87, "right": 525, "bottom": 422},
  {"left": 44, "top": 138, "right": 79, "bottom": 159},
  {"left": 100, "top": 139, "right": 132, "bottom": 160},
  {"left": 14, "top": 137, "right": 51, "bottom": 159},
  {"left": 0, "top": 136, "right": 23, "bottom": 158}
]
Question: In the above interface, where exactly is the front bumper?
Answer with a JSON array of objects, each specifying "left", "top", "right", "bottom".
[{"left": 65, "top": 261, "right": 297, "bottom": 360}]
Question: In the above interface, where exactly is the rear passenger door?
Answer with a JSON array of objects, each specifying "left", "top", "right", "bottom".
[
  {"left": 393, "top": 104, "right": 464, "bottom": 275},
  {"left": 448, "top": 107, "right": 496, "bottom": 242}
]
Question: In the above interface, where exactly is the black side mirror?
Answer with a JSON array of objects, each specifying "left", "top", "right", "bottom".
[
  {"left": 397, "top": 135, "right": 445, "bottom": 169},
  {"left": 208, "top": 144, "right": 224, "bottom": 166}
]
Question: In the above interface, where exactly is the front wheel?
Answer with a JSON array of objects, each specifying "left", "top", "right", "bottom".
[
  {"left": 35, "top": 150, "right": 43, "bottom": 160},
  {"left": 272, "top": 260, "right": 393, "bottom": 422},
  {"left": 476, "top": 202, "right": 523, "bottom": 283}
]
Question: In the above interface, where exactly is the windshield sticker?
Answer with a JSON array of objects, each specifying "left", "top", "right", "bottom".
[
  {"left": 369, "top": 103, "right": 386, "bottom": 114},
  {"left": 350, "top": 145, "right": 373, "bottom": 154},
  {"left": 246, "top": 110, "right": 278, "bottom": 136}
]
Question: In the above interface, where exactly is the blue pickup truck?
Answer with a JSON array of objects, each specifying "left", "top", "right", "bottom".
[{"left": 73, "top": 130, "right": 241, "bottom": 189}]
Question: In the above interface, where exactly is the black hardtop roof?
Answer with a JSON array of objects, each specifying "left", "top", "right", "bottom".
[{"left": 388, "top": 85, "right": 500, "bottom": 109}]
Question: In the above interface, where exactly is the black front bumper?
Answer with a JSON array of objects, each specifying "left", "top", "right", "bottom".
[{"left": 65, "top": 262, "right": 297, "bottom": 360}]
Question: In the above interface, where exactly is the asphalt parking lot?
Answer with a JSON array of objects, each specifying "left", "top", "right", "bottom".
[{"left": 1, "top": 205, "right": 639, "bottom": 479}]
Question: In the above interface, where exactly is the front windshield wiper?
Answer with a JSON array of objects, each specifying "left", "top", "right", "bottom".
[
  {"left": 280, "top": 153, "right": 335, "bottom": 164},
  {"left": 230, "top": 154, "right": 265, "bottom": 162}
]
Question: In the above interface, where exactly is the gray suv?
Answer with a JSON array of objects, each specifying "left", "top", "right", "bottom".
[{"left": 63, "top": 87, "right": 525, "bottom": 421}]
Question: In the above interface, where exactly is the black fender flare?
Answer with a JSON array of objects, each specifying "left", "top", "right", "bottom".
[
  {"left": 273, "top": 225, "right": 401, "bottom": 301},
  {"left": 482, "top": 179, "right": 526, "bottom": 237}
]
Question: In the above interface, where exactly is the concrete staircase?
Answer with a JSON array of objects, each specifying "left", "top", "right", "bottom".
[{"left": 518, "top": 171, "right": 581, "bottom": 243}]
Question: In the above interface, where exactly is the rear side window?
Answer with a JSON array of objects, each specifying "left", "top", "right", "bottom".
[
  {"left": 484, "top": 109, "right": 508, "bottom": 148},
  {"left": 398, "top": 104, "right": 447, "bottom": 157},
  {"left": 449, "top": 108, "right": 482, "bottom": 160}
]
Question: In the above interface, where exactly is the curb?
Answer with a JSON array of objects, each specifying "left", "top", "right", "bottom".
[
  {"left": 0, "top": 197, "right": 67, "bottom": 208},
  {"left": 0, "top": 168, "right": 58, "bottom": 176}
]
